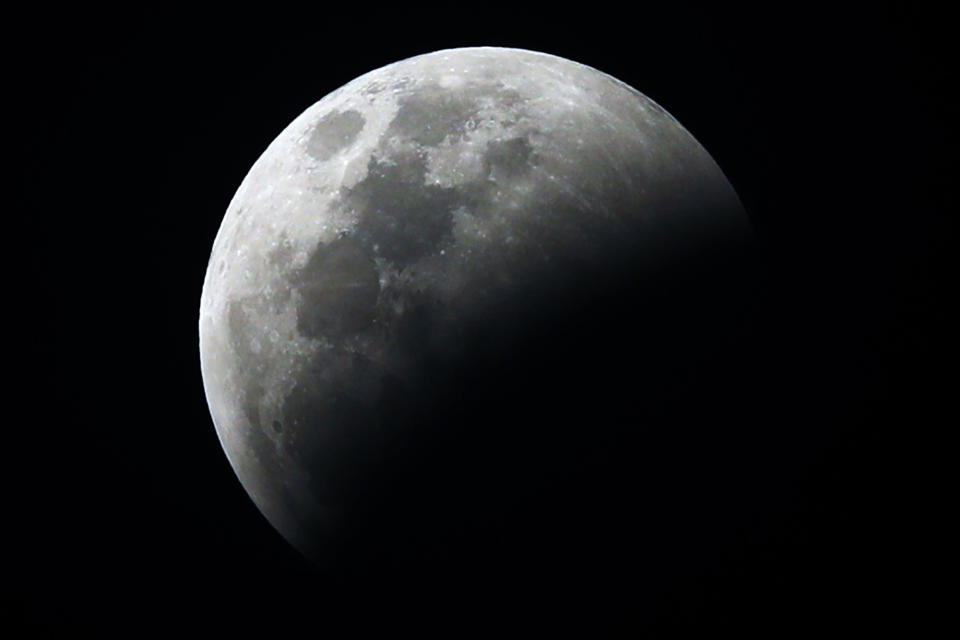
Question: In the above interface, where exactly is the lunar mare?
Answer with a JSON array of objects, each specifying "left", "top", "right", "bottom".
[{"left": 199, "top": 47, "right": 750, "bottom": 560}]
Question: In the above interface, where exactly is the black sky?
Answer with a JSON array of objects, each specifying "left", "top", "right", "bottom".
[{"left": 11, "top": 3, "right": 953, "bottom": 636}]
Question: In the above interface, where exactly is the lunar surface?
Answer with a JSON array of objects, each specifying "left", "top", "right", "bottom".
[{"left": 199, "top": 47, "right": 751, "bottom": 565}]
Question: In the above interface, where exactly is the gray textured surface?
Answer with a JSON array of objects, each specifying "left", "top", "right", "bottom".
[{"left": 199, "top": 47, "right": 749, "bottom": 560}]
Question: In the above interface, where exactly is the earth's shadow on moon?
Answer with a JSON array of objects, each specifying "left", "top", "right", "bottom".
[{"left": 295, "top": 238, "right": 792, "bottom": 610}]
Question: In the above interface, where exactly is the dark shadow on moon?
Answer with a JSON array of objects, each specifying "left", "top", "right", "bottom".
[{"left": 281, "top": 235, "right": 806, "bottom": 613}]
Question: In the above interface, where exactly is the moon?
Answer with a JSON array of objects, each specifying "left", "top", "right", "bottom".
[{"left": 199, "top": 47, "right": 750, "bottom": 567}]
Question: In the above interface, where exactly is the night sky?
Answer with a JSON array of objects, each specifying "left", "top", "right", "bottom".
[{"left": 12, "top": 3, "right": 951, "bottom": 635}]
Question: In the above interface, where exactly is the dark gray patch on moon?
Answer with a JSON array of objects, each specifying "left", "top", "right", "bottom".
[
  {"left": 346, "top": 152, "right": 459, "bottom": 265},
  {"left": 387, "top": 83, "right": 523, "bottom": 146},
  {"left": 291, "top": 236, "right": 380, "bottom": 339},
  {"left": 484, "top": 137, "right": 535, "bottom": 180},
  {"left": 306, "top": 109, "right": 366, "bottom": 160},
  {"left": 279, "top": 348, "right": 391, "bottom": 504}
]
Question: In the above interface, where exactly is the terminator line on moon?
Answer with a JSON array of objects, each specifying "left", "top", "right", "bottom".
[{"left": 199, "top": 47, "right": 750, "bottom": 561}]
